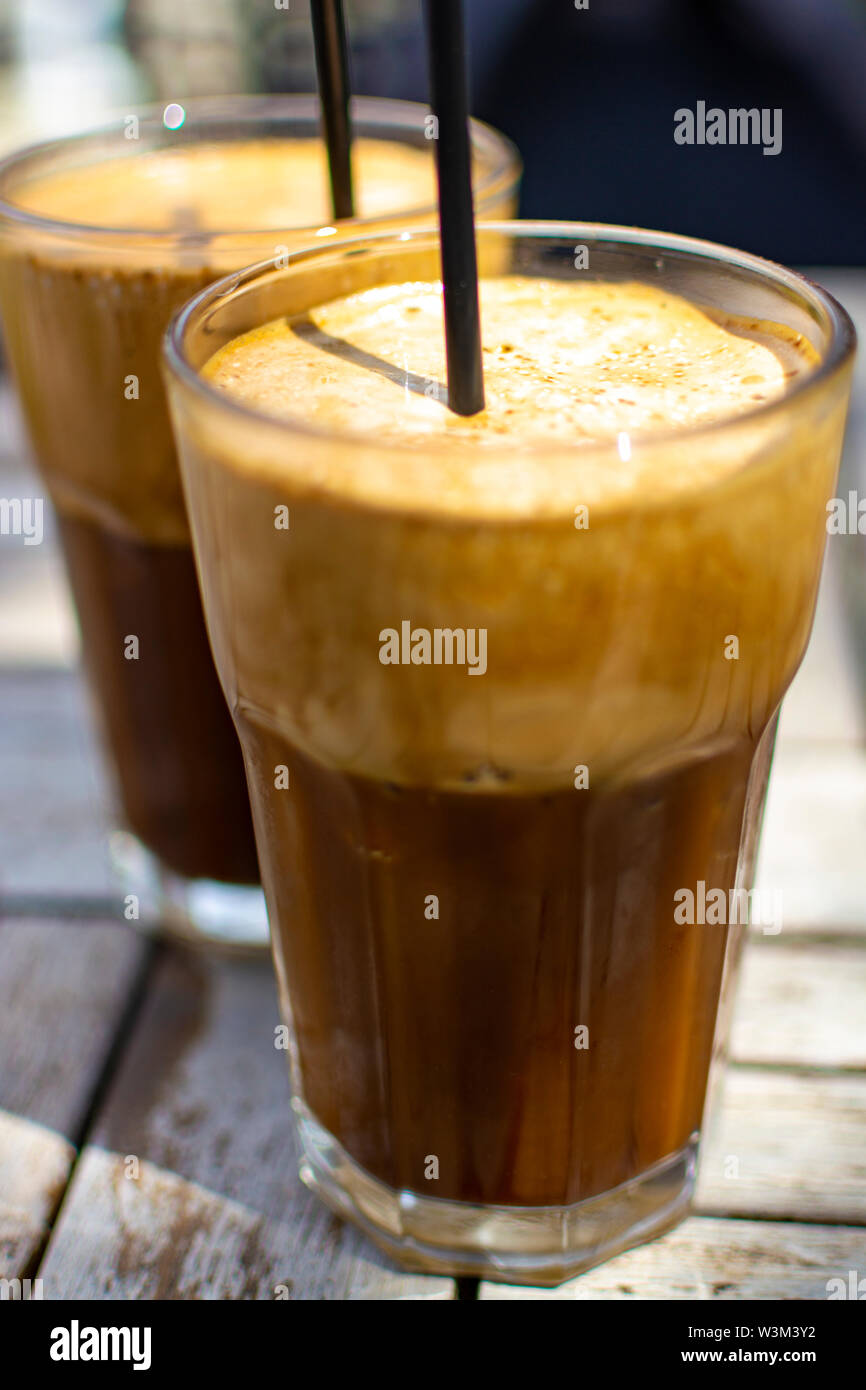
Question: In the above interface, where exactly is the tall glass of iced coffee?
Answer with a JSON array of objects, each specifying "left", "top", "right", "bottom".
[
  {"left": 0, "top": 97, "right": 519, "bottom": 948},
  {"left": 164, "top": 223, "right": 853, "bottom": 1280}
]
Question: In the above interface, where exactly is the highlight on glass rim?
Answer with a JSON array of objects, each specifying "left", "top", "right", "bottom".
[{"left": 0, "top": 0, "right": 863, "bottom": 1351}]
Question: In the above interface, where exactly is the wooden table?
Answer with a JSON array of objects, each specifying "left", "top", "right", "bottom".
[{"left": 2, "top": 272, "right": 865, "bottom": 1301}]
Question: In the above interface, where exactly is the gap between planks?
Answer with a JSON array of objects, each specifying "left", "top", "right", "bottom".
[{"left": 0, "top": 918, "right": 153, "bottom": 1281}]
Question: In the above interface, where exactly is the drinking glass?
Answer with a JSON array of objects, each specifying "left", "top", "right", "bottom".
[
  {"left": 164, "top": 222, "right": 853, "bottom": 1278},
  {"left": 0, "top": 96, "right": 519, "bottom": 950}
]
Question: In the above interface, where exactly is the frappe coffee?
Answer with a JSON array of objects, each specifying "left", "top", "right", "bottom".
[
  {"left": 167, "top": 241, "right": 850, "bottom": 1282},
  {"left": 0, "top": 105, "right": 518, "bottom": 935}
]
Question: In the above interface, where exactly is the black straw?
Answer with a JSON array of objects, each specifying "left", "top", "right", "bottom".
[
  {"left": 423, "top": 0, "right": 485, "bottom": 416},
  {"left": 311, "top": 0, "right": 354, "bottom": 220}
]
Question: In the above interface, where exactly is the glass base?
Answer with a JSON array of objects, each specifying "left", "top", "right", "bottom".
[
  {"left": 295, "top": 1102, "right": 697, "bottom": 1287},
  {"left": 110, "top": 831, "right": 269, "bottom": 953}
]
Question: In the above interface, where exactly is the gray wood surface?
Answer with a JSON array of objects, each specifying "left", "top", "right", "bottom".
[
  {"left": 33, "top": 929, "right": 866, "bottom": 1301},
  {"left": 479, "top": 1216, "right": 866, "bottom": 1299},
  {"left": 0, "top": 1110, "right": 71, "bottom": 1284},
  {"left": 37, "top": 946, "right": 452, "bottom": 1300},
  {"left": 755, "top": 740, "right": 866, "bottom": 936},
  {"left": 697, "top": 1067, "right": 866, "bottom": 1224},
  {"left": 0, "top": 918, "right": 149, "bottom": 1278},
  {"left": 0, "top": 671, "right": 116, "bottom": 904},
  {"left": 731, "top": 935, "right": 866, "bottom": 1068}
]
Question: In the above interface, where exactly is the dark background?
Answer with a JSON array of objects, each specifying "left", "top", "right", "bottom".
[
  {"left": 1, "top": 0, "right": 864, "bottom": 265},
  {"left": 471, "top": 0, "right": 866, "bottom": 266}
]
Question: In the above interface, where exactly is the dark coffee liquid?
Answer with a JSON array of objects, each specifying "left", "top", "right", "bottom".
[
  {"left": 60, "top": 512, "right": 259, "bottom": 884},
  {"left": 242, "top": 715, "right": 755, "bottom": 1207}
]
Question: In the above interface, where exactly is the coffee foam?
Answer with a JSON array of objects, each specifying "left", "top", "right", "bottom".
[
  {"left": 172, "top": 266, "right": 852, "bottom": 795},
  {"left": 14, "top": 138, "right": 437, "bottom": 233},
  {"left": 201, "top": 277, "right": 817, "bottom": 515}
]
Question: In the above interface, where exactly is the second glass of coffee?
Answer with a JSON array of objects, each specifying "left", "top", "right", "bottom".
[{"left": 0, "top": 96, "right": 519, "bottom": 947}]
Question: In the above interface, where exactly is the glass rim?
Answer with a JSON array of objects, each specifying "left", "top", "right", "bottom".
[
  {"left": 163, "top": 219, "right": 857, "bottom": 464},
  {"left": 0, "top": 93, "right": 520, "bottom": 245}
]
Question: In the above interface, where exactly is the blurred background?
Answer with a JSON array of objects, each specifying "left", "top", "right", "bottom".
[{"left": 1, "top": 0, "right": 866, "bottom": 262}]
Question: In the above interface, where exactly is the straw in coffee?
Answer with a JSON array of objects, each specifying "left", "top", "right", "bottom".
[
  {"left": 424, "top": 0, "right": 485, "bottom": 416},
  {"left": 311, "top": 0, "right": 355, "bottom": 220}
]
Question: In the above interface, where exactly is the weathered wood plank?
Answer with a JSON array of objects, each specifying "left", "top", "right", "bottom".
[
  {"left": 731, "top": 936, "right": 866, "bottom": 1069},
  {"left": 37, "top": 946, "right": 452, "bottom": 1299},
  {"left": 698, "top": 1068, "right": 866, "bottom": 1223},
  {"left": 0, "top": 1111, "right": 71, "bottom": 1284},
  {"left": 0, "top": 671, "right": 116, "bottom": 902},
  {"left": 0, "top": 918, "right": 149, "bottom": 1278},
  {"left": 479, "top": 1215, "right": 866, "bottom": 1299},
  {"left": 35, "top": 951, "right": 866, "bottom": 1298},
  {"left": 754, "top": 741, "right": 866, "bottom": 935},
  {"left": 0, "top": 536, "right": 76, "bottom": 670},
  {"left": 776, "top": 546, "right": 865, "bottom": 748}
]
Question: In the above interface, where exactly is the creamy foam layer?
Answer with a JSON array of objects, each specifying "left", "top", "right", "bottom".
[
  {"left": 14, "top": 138, "right": 437, "bottom": 232},
  {"left": 177, "top": 268, "right": 847, "bottom": 790},
  {"left": 203, "top": 276, "right": 816, "bottom": 511}
]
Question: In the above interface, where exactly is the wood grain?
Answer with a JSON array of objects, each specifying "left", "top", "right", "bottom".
[
  {"left": 731, "top": 936, "right": 866, "bottom": 1069},
  {"left": 0, "top": 1111, "right": 71, "bottom": 1282},
  {"left": 34, "top": 938, "right": 866, "bottom": 1299},
  {"left": 37, "top": 946, "right": 452, "bottom": 1300},
  {"left": 698, "top": 1068, "right": 866, "bottom": 1223},
  {"left": 479, "top": 1215, "right": 866, "bottom": 1299},
  {"left": 754, "top": 741, "right": 866, "bottom": 935},
  {"left": 0, "top": 918, "right": 149, "bottom": 1277},
  {"left": 0, "top": 671, "right": 116, "bottom": 903}
]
